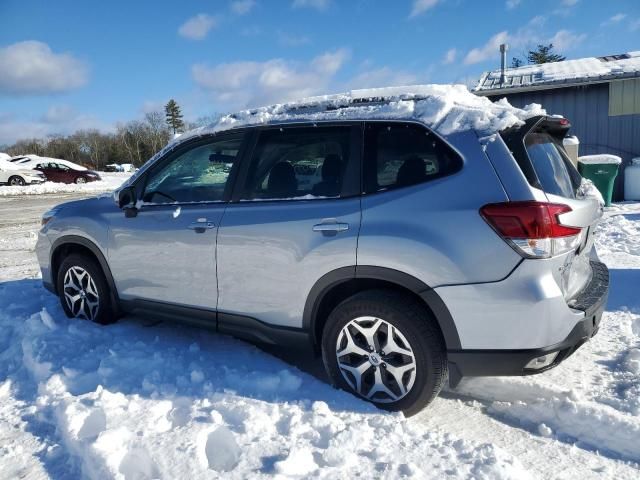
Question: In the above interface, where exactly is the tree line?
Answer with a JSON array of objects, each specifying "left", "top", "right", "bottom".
[{"left": 2, "top": 100, "right": 219, "bottom": 170}]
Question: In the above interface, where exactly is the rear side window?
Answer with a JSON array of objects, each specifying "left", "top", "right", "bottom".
[
  {"left": 525, "top": 133, "right": 581, "bottom": 198},
  {"left": 241, "top": 126, "right": 352, "bottom": 200},
  {"left": 363, "top": 122, "right": 462, "bottom": 193}
]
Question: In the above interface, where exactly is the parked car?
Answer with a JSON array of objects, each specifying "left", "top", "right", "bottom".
[
  {"left": 34, "top": 162, "right": 101, "bottom": 184},
  {"left": 36, "top": 86, "right": 608, "bottom": 415},
  {"left": 0, "top": 159, "right": 46, "bottom": 186}
]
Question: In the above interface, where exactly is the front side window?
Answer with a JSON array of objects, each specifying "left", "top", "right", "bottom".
[
  {"left": 241, "top": 126, "right": 351, "bottom": 200},
  {"left": 142, "top": 135, "right": 243, "bottom": 204},
  {"left": 363, "top": 122, "right": 462, "bottom": 193}
]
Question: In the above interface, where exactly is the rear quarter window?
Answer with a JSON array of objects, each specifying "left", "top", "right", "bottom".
[
  {"left": 524, "top": 133, "right": 581, "bottom": 199},
  {"left": 363, "top": 122, "right": 462, "bottom": 194}
]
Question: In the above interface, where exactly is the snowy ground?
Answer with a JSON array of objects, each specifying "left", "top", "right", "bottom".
[
  {"left": 0, "top": 172, "right": 131, "bottom": 197},
  {"left": 0, "top": 195, "right": 639, "bottom": 479}
]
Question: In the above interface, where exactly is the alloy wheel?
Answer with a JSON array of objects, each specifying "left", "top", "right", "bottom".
[
  {"left": 63, "top": 266, "right": 100, "bottom": 321},
  {"left": 9, "top": 176, "right": 25, "bottom": 186},
  {"left": 336, "top": 316, "right": 417, "bottom": 403},
  {"left": 75, "top": 177, "right": 87, "bottom": 184}
]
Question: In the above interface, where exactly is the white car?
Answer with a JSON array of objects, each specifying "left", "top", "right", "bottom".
[
  {"left": 10, "top": 154, "right": 87, "bottom": 171},
  {"left": 0, "top": 159, "right": 46, "bottom": 186}
]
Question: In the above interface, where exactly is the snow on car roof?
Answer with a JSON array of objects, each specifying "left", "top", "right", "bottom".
[
  {"left": 474, "top": 51, "right": 640, "bottom": 94},
  {"left": 0, "top": 158, "right": 24, "bottom": 171},
  {"left": 178, "top": 84, "right": 545, "bottom": 143},
  {"left": 14, "top": 154, "right": 88, "bottom": 171}
]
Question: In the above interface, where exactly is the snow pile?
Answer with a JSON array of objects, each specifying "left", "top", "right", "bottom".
[
  {"left": 579, "top": 154, "right": 623, "bottom": 165},
  {"left": 476, "top": 51, "right": 640, "bottom": 91},
  {"left": 0, "top": 286, "right": 532, "bottom": 479},
  {"left": 595, "top": 207, "right": 640, "bottom": 268},
  {"left": 180, "top": 84, "right": 545, "bottom": 139},
  {"left": 577, "top": 178, "right": 605, "bottom": 206},
  {"left": 0, "top": 172, "right": 131, "bottom": 196}
]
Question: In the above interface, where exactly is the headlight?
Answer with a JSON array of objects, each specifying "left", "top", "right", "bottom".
[{"left": 41, "top": 206, "right": 62, "bottom": 227}]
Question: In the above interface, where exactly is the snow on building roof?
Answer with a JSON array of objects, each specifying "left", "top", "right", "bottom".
[
  {"left": 179, "top": 84, "right": 545, "bottom": 142},
  {"left": 474, "top": 51, "right": 640, "bottom": 95}
]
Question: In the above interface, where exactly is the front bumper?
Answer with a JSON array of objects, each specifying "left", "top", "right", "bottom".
[{"left": 448, "top": 260, "right": 609, "bottom": 386}]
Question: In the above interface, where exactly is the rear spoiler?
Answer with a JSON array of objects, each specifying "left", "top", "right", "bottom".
[{"left": 500, "top": 115, "right": 573, "bottom": 190}]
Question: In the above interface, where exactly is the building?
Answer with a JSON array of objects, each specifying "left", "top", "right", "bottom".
[{"left": 474, "top": 51, "right": 640, "bottom": 200}]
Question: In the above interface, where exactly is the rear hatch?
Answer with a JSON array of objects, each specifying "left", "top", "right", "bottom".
[{"left": 501, "top": 116, "right": 603, "bottom": 302}]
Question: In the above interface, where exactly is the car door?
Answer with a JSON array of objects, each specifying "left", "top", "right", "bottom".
[
  {"left": 35, "top": 163, "right": 57, "bottom": 182},
  {"left": 107, "top": 132, "right": 247, "bottom": 312},
  {"left": 216, "top": 124, "right": 362, "bottom": 330}
]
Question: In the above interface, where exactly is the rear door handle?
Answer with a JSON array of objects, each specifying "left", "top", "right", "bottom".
[
  {"left": 188, "top": 220, "right": 216, "bottom": 233},
  {"left": 312, "top": 222, "right": 349, "bottom": 233}
]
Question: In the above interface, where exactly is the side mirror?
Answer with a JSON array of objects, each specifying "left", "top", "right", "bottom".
[{"left": 118, "top": 186, "right": 138, "bottom": 217}]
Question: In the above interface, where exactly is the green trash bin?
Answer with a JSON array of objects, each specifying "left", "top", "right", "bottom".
[{"left": 577, "top": 155, "right": 622, "bottom": 207}]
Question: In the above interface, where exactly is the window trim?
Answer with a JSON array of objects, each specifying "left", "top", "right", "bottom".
[
  {"left": 133, "top": 130, "right": 249, "bottom": 207},
  {"left": 361, "top": 120, "right": 464, "bottom": 195},
  {"left": 229, "top": 122, "right": 363, "bottom": 204}
]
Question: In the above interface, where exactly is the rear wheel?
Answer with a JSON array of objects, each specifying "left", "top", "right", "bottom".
[
  {"left": 8, "top": 176, "right": 25, "bottom": 186},
  {"left": 321, "top": 290, "right": 447, "bottom": 416},
  {"left": 56, "top": 254, "right": 116, "bottom": 325},
  {"left": 75, "top": 176, "right": 87, "bottom": 184}
]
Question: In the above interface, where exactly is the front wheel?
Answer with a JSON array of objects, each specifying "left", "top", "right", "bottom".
[
  {"left": 321, "top": 290, "right": 447, "bottom": 416},
  {"left": 75, "top": 176, "right": 87, "bottom": 184},
  {"left": 56, "top": 254, "right": 116, "bottom": 325}
]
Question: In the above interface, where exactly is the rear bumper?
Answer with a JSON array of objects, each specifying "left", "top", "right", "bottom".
[{"left": 448, "top": 260, "right": 609, "bottom": 385}]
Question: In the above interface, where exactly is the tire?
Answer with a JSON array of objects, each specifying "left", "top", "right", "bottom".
[
  {"left": 75, "top": 176, "right": 87, "bottom": 184},
  {"left": 56, "top": 254, "right": 116, "bottom": 325},
  {"left": 321, "top": 289, "right": 447, "bottom": 416},
  {"left": 8, "top": 176, "right": 25, "bottom": 186}
]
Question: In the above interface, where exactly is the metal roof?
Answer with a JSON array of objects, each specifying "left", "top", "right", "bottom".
[{"left": 474, "top": 52, "right": 640, "bottom": 96}]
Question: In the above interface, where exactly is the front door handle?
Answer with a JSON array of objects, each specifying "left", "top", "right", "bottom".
[
  {"left": 188, "top": 220, "right": 216, "bottom": 233},
  {"left": 312, "top": 222, "right": 349, "bottom": 233}
]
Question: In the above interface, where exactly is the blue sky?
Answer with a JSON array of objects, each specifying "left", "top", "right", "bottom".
[{"left": 0, "top": 0, "right": 638, "bottom": 144}]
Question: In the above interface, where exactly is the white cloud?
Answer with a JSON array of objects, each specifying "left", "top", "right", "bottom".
[
  {"left": 463, "top": 18, "right": 584, "bottom": 65},
  {"left": 610, "top": 13, "right": 626, "bottom": 22},
  {"left": 0, "top": 41, "right": 88, "bottom": 95},
  {"left": 231, "top": 0, "right": 256, "bottom": 15},
  {"left": 0, "top": 106, "right": 112, "bottom": 145},
  {"left": 292, "top": 0, "right": 329, "bottom": 10},
  {"left": 277, "top": 31, "right": 311, "bottom": 47},
  {"left": 178, "top": 14, "right": 217, "bottom": 40},
  {"left": 546, "top": 30, "right": 586, "bottom": 51},
  {"left": 409, "top": 0, "right": 439, "bottom": 18},
  {"left": 630, "top": 19, "right": 640, "bottom": 31},
  {"left": 443, "top": 48, "right": 457, "bottom": 64},
  {"left": 601, "top": 13, "right": 627, "bottom": 26},
  {"left": 191, "top": 48, "right": 350, "bottom": 108},
  {"left": 506, "top": 0, "right": 521, "bottom": 9},
  {"left": 560, "top": 0, "right": 578, "bottom": 5},
  {"left": 463, "top": 31, "right": 509, "bottom": 65}
]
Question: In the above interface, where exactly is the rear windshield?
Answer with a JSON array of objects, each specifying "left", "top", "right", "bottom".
[{"left": 524, "top": 132, "right": 581, "bottom": 199}]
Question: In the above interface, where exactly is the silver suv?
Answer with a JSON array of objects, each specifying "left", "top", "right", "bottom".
[{"left": 36, "top": 88, "right": 609, "bottom": 415}]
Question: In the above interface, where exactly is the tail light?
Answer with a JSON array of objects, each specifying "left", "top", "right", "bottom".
[{"left": 480, "top": 201, "right": 582, "bottom": 258}]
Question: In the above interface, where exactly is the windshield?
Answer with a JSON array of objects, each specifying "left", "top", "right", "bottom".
[{"left": 525, "top": 132, "right": 581, "bottom": 199}]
